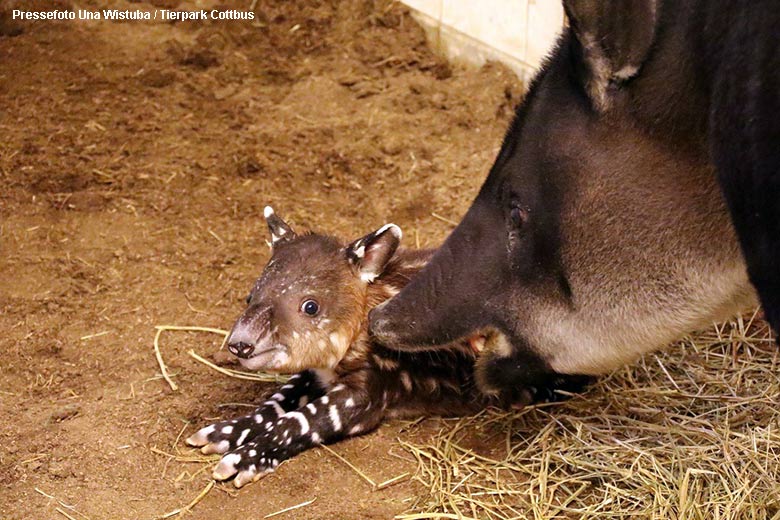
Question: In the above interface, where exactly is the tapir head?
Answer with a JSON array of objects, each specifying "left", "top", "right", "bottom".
[
  {"left": 369, "top": 0, "right": 711, "bottom": 364},
  {"left": 226, "top": 206, "right": 402, "bottom": 373},
  {"left": 369, "top": 112, "right": 573, "bottom": 353}
]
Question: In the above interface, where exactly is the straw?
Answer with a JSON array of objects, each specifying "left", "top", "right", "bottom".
[
  {"left": 263, "top": 498, "right": 317, "bottom": 518},
  {"left": 396, "top": 313, "right": 779, "bottom": 519}
]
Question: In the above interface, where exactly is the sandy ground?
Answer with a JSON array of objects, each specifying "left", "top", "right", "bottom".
[{"left": 0, "top": 1, "right": 524, "bottom": 518}]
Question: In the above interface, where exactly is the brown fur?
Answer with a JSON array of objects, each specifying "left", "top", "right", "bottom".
[
  {"left": 188, "top": 221, "right": 590, "bottom": 488},
  {"left": 228, "top": 217, "right": 505, "bottom": 414}
]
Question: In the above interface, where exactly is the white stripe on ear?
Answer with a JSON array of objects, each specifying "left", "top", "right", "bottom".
[
  {"left": 265, "top": 206, "right": 285, "bottom": 243},
  {"left": 271, "top": 230, "right": 287, "bottom": 243},
  {"left": 376, "top": 223, "right": 402, "bottom": 241},
  {"left": 348, "top": 223, "right": 403, "bottom": 283},
  {"left": 264, "top": 205, "right": 296, "bottom": 245},
  {"left": 360, "top": 224, "right": 404, "bottom": 283}
]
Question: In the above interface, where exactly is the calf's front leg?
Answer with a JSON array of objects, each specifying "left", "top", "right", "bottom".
[
  {"left": 211, "top": 382, "right": 383, "bottom": 487},
  {"left": 186, "top": 370, "right": 325, "bottom": 454}
]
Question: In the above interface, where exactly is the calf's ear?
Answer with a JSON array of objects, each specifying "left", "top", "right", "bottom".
[
  {"left": 563, "top": 0, "right": 658, "bottom": 111},
  {"left": 346, "top": 224, "right": 402, "bottom": 283},
  {"left": 264, "top": 206, "right": 297, "bottom": 246}
]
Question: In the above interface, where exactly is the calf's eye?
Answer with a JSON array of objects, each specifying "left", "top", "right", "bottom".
[{"left": 301, "top": 299, "right": 319, "bottom": 316}]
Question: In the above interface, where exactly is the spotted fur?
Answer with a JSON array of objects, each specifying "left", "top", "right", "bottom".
[{"left": 186, "top": 210, "right": 589, "bottom": 487}]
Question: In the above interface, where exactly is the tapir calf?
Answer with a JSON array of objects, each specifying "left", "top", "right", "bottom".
[
  {"left": 187, "top": 209, "right": 588, "bottom": 487},
  {"left": 369, "top": 0, "right": 779, "bottom": 398}
]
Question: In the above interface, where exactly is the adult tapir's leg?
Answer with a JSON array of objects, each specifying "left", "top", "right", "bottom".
[{"left": 710, "top": 5, "right": 780, "bottom": 342}]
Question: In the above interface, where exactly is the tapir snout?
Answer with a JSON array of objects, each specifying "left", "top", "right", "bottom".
[
  {"left": 226, "top": 304, "right": 273, "bottom": 359},
  {"left": 369, "top": 199, "right": 502, "bottom": 350}
]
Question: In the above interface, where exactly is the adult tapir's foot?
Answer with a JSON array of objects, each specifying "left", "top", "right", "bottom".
[
  {"left": 524, "top": 374, "right": 593, "bottom": 405},
  {"left": 483, "top": 367, "right": 592, "bottom": 408},
  {"left": 493, "top": 375, "right": 592, "bottom": 409},
  {"left": 474, "top": 331, "right": 592, "bottom": 407}
]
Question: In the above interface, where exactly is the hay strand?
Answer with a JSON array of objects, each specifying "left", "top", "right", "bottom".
[
  {"left": 159, "top": 480, "right": 214, "bottom": 519},
  {"left": 154, "top": 327, "right": 178, "bottom": 391},
  {"left": 320, "top": 444, "right": 376, "bottom": 488},
  {"left": 430, "top": 212, "right": 458, "bottom": 227},
  {"left": 376, "top": 472, "right": 411, "bottom": 490},
  {"left": 152, "top": 325, "right": 283, "bottom": 386},
  {"left": 55, "top": 508, "right": 78, "bottom": 520},
  {"left": 187, "top": 350, "right": 283, "bottom": 383},
  {"left": 396, "top": 514, "right": 478, "bottom": 520},
  {"left": 263, "top": 498, "right": 317, "bottom": 518},
  {"left": 154, "top": 325, "right": 229, "bottom": 335},
  {"left": 34, "top": 488, "right": 90, "bottom": 520}
]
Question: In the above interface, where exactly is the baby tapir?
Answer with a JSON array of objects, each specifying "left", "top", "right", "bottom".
[{"left": 186, "top": 207, "right": 587, "bottom": 487}]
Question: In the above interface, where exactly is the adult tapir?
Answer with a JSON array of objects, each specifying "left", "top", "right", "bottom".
[{"left": 369, "top": 0, "right": 779, "bottom": 401}]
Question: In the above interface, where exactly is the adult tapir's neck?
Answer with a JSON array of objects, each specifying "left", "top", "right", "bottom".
[{"left": 524, "top": 5, "right": 757, "bottom": 373}]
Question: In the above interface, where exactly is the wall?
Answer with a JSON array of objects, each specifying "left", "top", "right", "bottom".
[{"left": 401, "top": 0, "right": 564, "bottom": 82}]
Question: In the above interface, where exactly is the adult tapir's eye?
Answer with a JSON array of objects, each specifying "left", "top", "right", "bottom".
[
  {"left": 509, "top": 205, "right": 526, "bottom": 228},
  {"left": 245, "top": 294, "right": 252, "bottom": 305},
  {"left": 301, "top": 299, "right": 320, "bottom": 316}
]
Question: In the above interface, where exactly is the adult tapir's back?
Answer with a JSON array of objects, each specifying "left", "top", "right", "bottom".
[
  {"left": 696, "top": 1, "right": 780, "bottom": 338},
  {"left": 369, "top": 0, "right": 779, "bottom": 392}
]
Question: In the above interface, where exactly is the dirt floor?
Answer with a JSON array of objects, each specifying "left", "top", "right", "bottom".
[
  {"left": 0, "top": 1, "right": 524, "bottom": 518},
  {"left": 5, "top": 2, "right": 780, "bottom": 519}
]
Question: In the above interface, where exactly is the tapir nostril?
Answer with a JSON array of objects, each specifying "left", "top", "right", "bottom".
[{"left": 228, "top": 341, "right": 255, "bottom": 359}]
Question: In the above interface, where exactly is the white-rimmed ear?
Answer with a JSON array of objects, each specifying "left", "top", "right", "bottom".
[
  {"left": 346, "top": 224, "right": 402, "bottom": 283},
  {"left": 264, "top": 206, "right": 296, "bottom": 246}
]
